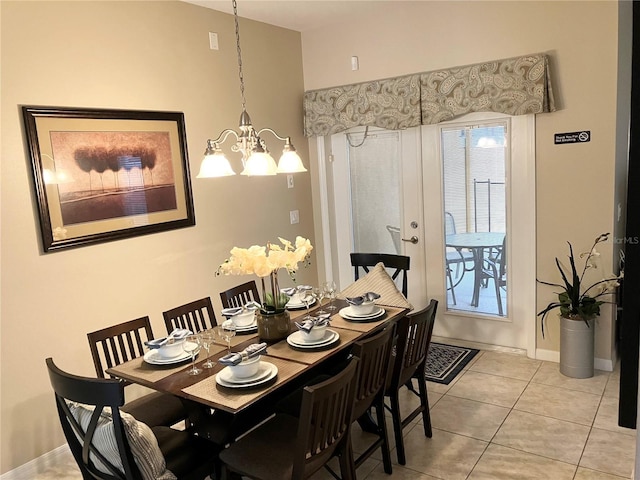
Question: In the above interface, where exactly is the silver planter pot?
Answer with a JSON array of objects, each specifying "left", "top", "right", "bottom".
[{"left": 559, "top": 315, "right": 594, "bottom": 378}]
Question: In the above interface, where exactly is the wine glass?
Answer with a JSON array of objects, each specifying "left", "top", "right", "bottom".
[
  {"left": 219, "top": 321, "right": 237, "bottom": 353},
  {"left": 301, "top": 291, "right": 314, "bottom": 320},
  {"left": 312, "top": 286, "right": 326, "bottom": 314},
  {"left": 182, "top": 334, "right": 202, "bottom": 376},
  {"left": 324, "top": 280, "right": 337, "bottom": 310},
  {"left": 200, "top": 330, "right": 215, "bottom": 369}
]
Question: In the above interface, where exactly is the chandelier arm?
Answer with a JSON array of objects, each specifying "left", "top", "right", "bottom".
[
  {"left": 255, "top": 127, "right": 289, "bottom": 142},
  {"left": 209, "top": 129, "right": 241, "bottom": 146}
]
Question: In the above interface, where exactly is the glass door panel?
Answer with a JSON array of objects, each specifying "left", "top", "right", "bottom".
[
  {"left": 442, "top": 123, "right": 508, "bottom": 317},
  {"left": 347, "top": 130, "right": 401, "bottom": 254}
]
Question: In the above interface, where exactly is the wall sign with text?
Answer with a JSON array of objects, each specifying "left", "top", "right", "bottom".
[{"left": 554, "top": 131, "right": 591, "bottom": 144}]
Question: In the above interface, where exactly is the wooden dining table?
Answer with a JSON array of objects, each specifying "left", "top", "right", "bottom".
[{"left": 106, "top": 299, "right": 408, "bottom": 420}]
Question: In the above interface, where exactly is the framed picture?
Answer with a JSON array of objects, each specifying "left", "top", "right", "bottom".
[{"left": 22, "top": 106, "right": 196, "bottom": 252}]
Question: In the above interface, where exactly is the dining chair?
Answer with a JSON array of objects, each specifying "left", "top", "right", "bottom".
[
  {"left": 444, "top": 211, "right": 474, "bottom": 278},
  {"left": 481, "top": 236, "right": 507, "bottom": 316},
  {"left": 219, "top": 280, "right": 261, "bottom": 309},
  {"left": 385, "top": 299, "right": 438, "bottom": 465},
  {"left": 162, "top": 297, "right": 217, "bottom": 334},
  {"left": 350, "top": 253, "right": 410, "bottom": 297},
  {"left": 219, "top": 357, "right": 359, "bottom": 480},
  {"left": 87, "top": 316, "right": 188, "bottom": 428},
  {"left": 349, "top": 325, "right": 396, "bottom": 474},
  {"left": 46, "top": 357, "right": 217, "bottom": 480}
]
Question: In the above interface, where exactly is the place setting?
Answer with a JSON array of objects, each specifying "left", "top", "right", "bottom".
[
  {"left": 215, "top": 342, "right": 278, "bottom": 389},
  {"left": 339, "top": 292, "right": 387, "bottom": 323},
  {"left": 287, "top": 314, "right": 340, "bottom": 350},
  {"left": 282, "top": 285, "right": 317, "bottom": 310},
  {"left": 221, "top": 301, "right": 260, "bottom": 334},
  {"left": 142, "top": 328, "right": 196, "bottom": 366}
]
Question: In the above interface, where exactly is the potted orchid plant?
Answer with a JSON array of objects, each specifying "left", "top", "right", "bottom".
[
  {"left": 537, "top": 232, "right": 620, "bottom": 377},
  {"left": 217, "top": 236, "right": 313, "bottom": 340}
]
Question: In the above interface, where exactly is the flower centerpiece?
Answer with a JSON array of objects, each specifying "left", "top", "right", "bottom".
[
  {"left": 217, "top": 236, "right": 313, "bottom": 340},
  {"left": 537, "top": 232, "right": 621, "bottom": 378}
]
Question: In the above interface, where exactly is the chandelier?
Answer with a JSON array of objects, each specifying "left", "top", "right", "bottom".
[{"left": 197, "top": 0, "right": 307, "bottom": 177}]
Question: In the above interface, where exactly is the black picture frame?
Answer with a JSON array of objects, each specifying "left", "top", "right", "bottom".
[{"left": 22, "top": 106, "right": 196, "bottom": 252}]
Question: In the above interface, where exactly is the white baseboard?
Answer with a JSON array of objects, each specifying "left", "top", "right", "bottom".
[
  {"left": 0, "top": 445, "right": 71, "bottom": 480},
  {"left": 535, "top": 348, "right": 614, "bottom": 372}
]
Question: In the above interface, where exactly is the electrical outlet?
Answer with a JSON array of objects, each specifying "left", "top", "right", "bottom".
[
  {"left": 287, "top": 175, "right": 294, "bottom": 189},
  {"left": 290, "top": 210, "right": 299, "bottom": 224}
]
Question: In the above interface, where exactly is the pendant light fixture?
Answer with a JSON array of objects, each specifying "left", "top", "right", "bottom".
[{"left": 197, "top": 0, "right": 307, "bottom": 178}]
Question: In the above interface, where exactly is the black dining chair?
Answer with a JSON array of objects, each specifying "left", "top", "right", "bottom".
[
  {"left": 350, "top": 253, "right": 410, "bottom": 297},
  {"left": 220, "top": 280, "right": 261, "bottom": 309},
  {"left": 219, "top": 357, "right": 359, "bottom": 480},
  {"left": 385, "top": 299, "right": 438, "bottom": 465},
  {"left": 87, "top": 317, "right": 189, "bottom": 428},
  {"left": 46, "top": 357, "right": 217, "bottom": 480},
  {"left": 162, "top": 297, "right": 217, "bottom": 335},
  {"left": 349, "top": 325, "right": 395, "bottom": 474}
]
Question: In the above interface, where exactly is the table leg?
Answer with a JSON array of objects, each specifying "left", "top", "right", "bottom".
[{"left": 471, "top": 248, "right": 483, "bottom": 307}]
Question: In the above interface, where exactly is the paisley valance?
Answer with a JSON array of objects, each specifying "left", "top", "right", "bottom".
[{"left": 303, "top": 53, "right": 555, "bottom": 137}]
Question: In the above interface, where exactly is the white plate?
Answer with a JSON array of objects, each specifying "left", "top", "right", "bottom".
[
  {"left": 143, "top": 346, "right": 195, "bottom": 365},
  {"left": 286, "top": 298, "right": 317, "bottom": 310},
  {"left": 235, "top": 321, "right": 258, "bottom": 333},
  {"left": 341, "top": 305, "right": 385, "bottom": 318},
  {"left": 339, "top": 307, "right": 386, "bottom": 321},
  {"left": 216, "top": 362, "right": 278, "bottom": 388},
  {"left": 287, "top": 329, "right": 339, "bottom": 349}
]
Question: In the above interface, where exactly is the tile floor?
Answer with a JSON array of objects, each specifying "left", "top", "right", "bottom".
[{"left": 33, "top": 349, "right": 636, "bottom": 480}]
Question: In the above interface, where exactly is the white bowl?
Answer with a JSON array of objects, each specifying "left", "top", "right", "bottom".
[
  {"left": 156, "top": 338, "right": 185, "bottom": 359},
  {"left": 231, "top": 310, "right": 255, "bottom": 327},
  {"left": 350, "top": 300, "right": 376, "bottom": 315},
  {"left": 228, "top": 355, "right": 261, "bottom": 378},
  {"left": 300, "top": 324, "right": 327, "bottom": 342}
]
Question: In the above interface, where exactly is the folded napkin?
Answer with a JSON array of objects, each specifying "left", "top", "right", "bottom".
[
  {"left": 144, "top": 328, "right": 191, "bottom": 349},
  {"left": 281, "top": 287, "right": 298, "bottom": 297},
  {"left": 218, "top": 342, "right": 268, "bottom": 366},
  {"left": 221, "top": 301, "right": 260, "bottom": 317},
  {"left": 295, "top": 314, "right": 331, "bottom": 333},
  {"left": 346, "top": 292, "right": 381, "bottom": 305}
]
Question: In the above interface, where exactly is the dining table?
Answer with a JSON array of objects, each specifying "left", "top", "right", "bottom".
[
  {"left": 106, "top": 298, "right": 408, "bottom": 443},
  {"left": 445, "top": 232, "right": 505, "bottom": 307}
]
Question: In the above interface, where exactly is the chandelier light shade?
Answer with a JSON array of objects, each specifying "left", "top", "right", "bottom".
[{"left": 197, "top": 0, "right": 307, "bottom": 178}]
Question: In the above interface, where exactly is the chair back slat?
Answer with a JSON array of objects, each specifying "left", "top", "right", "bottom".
[
  {"left": 294, "top": 357, "right": 359, "bottom": 479},
  {"left": 162, "top": 297, "right": 217, "bottom": 335},
  {"left": 350, "top": 253, "right": 410, "bottom": 297},
  {"left": 88, "top": 317, "right": 154, "bottom": 380},
  {"left": 220, "top": 281, "right": 261, "bottom": 309}
]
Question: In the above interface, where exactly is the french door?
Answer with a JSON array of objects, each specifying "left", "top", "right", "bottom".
[{"left": 321, "top": 113, "right": 536, "bottom": 355}]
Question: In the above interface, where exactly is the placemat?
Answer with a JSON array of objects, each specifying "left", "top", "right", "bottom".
[
  {"left": 108, "top": 344, "right": 228, "bottom": 383},
  {"left": 327, "top": 306, "right": 402, "bottom": 332},
  {"left": 182, "top": 356, "right": 306, "bottom": 412},
  {"left": 266, "top": 327, "right": 361, "bottom": 365}
]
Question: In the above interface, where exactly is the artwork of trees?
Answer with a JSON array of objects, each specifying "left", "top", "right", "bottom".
[
  {"left": 73, "top": 145, "right": 159, "bottom": 193},
  {"left": 48, "top": 131, "right": 179, "bottom": 225}
]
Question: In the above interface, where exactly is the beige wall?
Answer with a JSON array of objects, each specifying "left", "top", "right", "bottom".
[
  {"left": 0, "top": 1, "right": 314, "bottom": 473},
  {"left": 301, "top": 1, "right": 624, "bottom": 358}
]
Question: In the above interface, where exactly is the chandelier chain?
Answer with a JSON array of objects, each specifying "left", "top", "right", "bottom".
[{"left": 232, "top": 0, "right": 246, "bottom": 111}]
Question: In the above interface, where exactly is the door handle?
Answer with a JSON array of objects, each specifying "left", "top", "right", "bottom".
[{"left": 401, "top": 236, "right": 419, "bottom": 244}]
